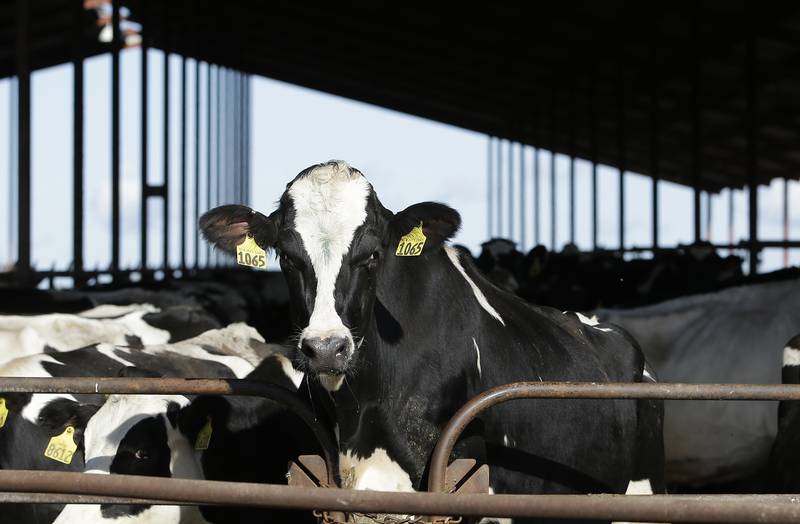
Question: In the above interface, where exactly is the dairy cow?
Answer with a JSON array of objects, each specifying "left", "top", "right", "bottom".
[
  {"left": 201, "top": 161, "right": 664, "bottom": 522},
  {"left": 768, "top": 334, "right": 800, "bottom": 492}
]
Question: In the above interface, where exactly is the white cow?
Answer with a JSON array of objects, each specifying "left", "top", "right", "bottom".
[{"left": 597, "top": 276, "right": 800, "bottom": 486}]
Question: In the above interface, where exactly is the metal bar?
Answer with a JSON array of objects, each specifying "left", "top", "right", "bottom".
[
  {"left": 180, "top": 56, "right": 187, "bottom": 269},
  {"left": 519, "top": 143, "right": 526, "bottom": 251},
  {"left": 194, "top": 60, "right": 200, "bottom": 268},
  {"left": 508, "top": 142, "right": 514, "bottom": 241},
  {"left": 0, "top": 377, "right": 337, "bottom": 485},
  {"left": 232, "top": 73, "right": 239, "bottom": 206},
  {"left": 568, "top": 83, "right": 575, "bottom": 245},
  {"left": 205, "top": 64, "right": 212, "bottom": 264},
  {"left": 651, "top": 17, "right": 660, "bottom": 250},
  {"left": 729, "top": 188, "right": 735, "bottom": 252},
  {"left": 244, "top": 74, "right": 251, "bottom": 206},
  {"left": 496, "top": 139, "right": 503, "bottom": 237},
  {"left": 532, "top": 147, "right": 539, "bottom": 246},
  {"left": 215, "top": 67, "right": 222, "bottom": 266},
  {"left": 784, "top": 178, "right": 790, "bottom": 267},
  {"left": 140, "top": 3, "right": 149, "bottom": 270},
  {"left": 163, "top": 48, "right": 170, "bottom": 270},
  {"left": 747, "top": 4, "right": 759, "bottom": 275},
  {"left": 111, "top": 0, "right": 121, "bottom": 271},
  {"left": 590, "top": 61, "right": 598, "bottom": 251},
  {"left": 487, "top": 137, "right": 493, "bottom": 237},
  {"left": 0, "top": 492, "right": 189, "bottom": 506},
  {"left": 550, "top": 89, "right": 556, "bottom": 249},
  {"left": 618, "top": 42, "right": 626, "bottom": 251},
  {"left": 72, "top": 2, "right": 84, "bottom": 281},
  {"left": 692, "top": 6, "right": 702, "bottom": 244},
  {"left": 428, "top": 380, "right": 800, "bottom": 494},
  {"left": 15, "top": 0, "right": 30, "bottom": 273},
  {"left": 2, "top": 472, "right": 800, "bottom": 523},
  {"left": 706, "top": 192, "right": 713, "bottom": 242}
]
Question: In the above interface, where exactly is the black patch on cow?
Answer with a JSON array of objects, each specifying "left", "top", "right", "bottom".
[
  {"left": 124, "top": 335, "right": 144, "bottom": 349},
  {"left": 143, "top": 306, "right": 221, "bottom": 343},
  {"left": 117, "top": 366, "right": 162, "bottom": 379},
  {"left": 101, "top": 416, "right": 171, "bottom": 518},
  {"left": 43, "top": 344, "right": 58, "bottom": 355},
  {"left": 373, "top": 298, "right": 403, "bottom": 344}
]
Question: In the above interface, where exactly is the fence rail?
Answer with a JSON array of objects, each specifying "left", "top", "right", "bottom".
[{"left": 2, "top": 378, "right": 800, "bottom": 522}]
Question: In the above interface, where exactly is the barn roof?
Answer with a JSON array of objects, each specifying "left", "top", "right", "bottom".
[{"left": 3, "top": 1, "right": 800, "bottom": 192}]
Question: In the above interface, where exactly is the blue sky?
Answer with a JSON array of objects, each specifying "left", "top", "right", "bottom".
[{"left": 0, "top": 48, "right": 798, "bottom": 278}]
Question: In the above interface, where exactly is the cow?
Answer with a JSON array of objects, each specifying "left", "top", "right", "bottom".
[
  {"left": 0, "top": 303, "right": 222, "bottom": 367},
  {"left": 200, "top": 160, "right": 664, "bottom": 522},
  {"left": 768, "top": 334, "right": 800, "bottom": 492},
  {"left": 1, "top": 327, "right": 322, "bottom": 523},
  {"left": 596, "top": 276, "right": 800, "bottom": 488}
]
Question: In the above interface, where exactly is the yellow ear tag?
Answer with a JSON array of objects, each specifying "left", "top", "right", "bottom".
[
  {"left": 236, "top": 234, "right": 267, "bottom": 269},
  {"left": 44, "top": 426, "right": 77, "bottom": 465},
  {"left": 195, "top": 417, "right": 213, "bottom": 450},
  {"left": 0, "top": 398, "right": 8, "bottom": 429},
  {"left": 395, "top": 223, "right": 426, "bottom": 257}
]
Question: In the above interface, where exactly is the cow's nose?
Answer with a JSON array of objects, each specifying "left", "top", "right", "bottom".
[{"left": 300, "top": 336, "right": 349, "bottom": 366}]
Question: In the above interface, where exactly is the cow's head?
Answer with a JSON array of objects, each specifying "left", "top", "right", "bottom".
[{"left": 200, "top": 161, "right": 460, "bottom": 391}]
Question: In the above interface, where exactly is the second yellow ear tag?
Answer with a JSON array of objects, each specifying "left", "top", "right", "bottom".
[
  {"left": 396, "top": 223, "right": 426, "bottom": 257},
  {"left": 44, "top": 426, "right": 77, "bottom": 465},
  {"left": 236, "top": 235, "right": 267, "bottom": 269},
  {"left": 195, "top": 417, "right": 213, "bottom": 450},
  {"left": 0, "top": 398, "right": 8, "bottom": 429}
]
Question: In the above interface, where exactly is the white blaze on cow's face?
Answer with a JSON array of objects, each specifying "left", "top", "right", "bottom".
[{"left": 286, "top": 161, "right": 372, "bottom": 390}]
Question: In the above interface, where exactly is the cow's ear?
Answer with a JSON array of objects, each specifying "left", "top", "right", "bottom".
[
  {"left": 175, "top": 395, "right": 231, "bottom": 447},
  {"left": 388, "top": 202, "right": 461, "bottom": 252},
  {"left": 199, "top": 205, "right": 278, "bottom": 255}
]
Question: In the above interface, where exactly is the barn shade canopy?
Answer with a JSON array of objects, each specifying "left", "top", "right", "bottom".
[{"left": 2, "top": 1, "right": 800, "bottom": 193}]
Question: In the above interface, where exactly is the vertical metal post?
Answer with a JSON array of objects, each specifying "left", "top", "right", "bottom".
[
  {"left": 163, "top": 50, "right": 170, "bottom": 270},
  {"left": 205, "top": 64, "right": 212, "bottom": 264},
  {"left": 487, "top": 137, "right": 493, "bottom": 237},
  {"left": 728, "top": 188, "right": 735, "bottom": 251},
  {"left": 784, "top": 178, "right": 790, "bottom": 267},
  {"left": 232, "top": 73, "right": 239, "bottom": 206},
  {"left": 497, "top": 139, "right": 503, "bottom": 237},
  {"left": 651, "top": 16, "right": 660, "bottom": 251},
  {"left": 140, "top": 2, "right": 149, "bottom": 269},
  {"left": 73, "top": 2, "right": 84, "bottom": 280},
  {"left": 590, "top": 68, "right": 598, "bottom": 251},
  {"left": 617, "top": 41, "right": 626, "bottom": 251},
  {"left": 692, "top": 6, "right": 702, "bottom": 244},
  {"left": 180, "top": 57, "right": 187, "bottom": 269},
  {"left": 215, "top": 67, "right": 222, "bottom": 265},
  {"left": 533, "top": 147, "right": 540, "bottom": 246},
  {"left": 244, "top": 75, "right": 251, "bottom": 206},
  {"left": 746, "top": 3, "right": 759, "bottom": 274},
  {"left": 706, "top": 192, "right": 713, "bottom": 242},
  {"left": 550, "top": 90, "right": 557, "bottom": 249},
  {"left": 194, "top": 60, "right": 201, "bottom": 268},
  {"left": 111, "top": 0, "right": 121, "bottom": 271},
  {"left": 15, "top": 0, "right": 30, "bottom": 273},
  {"left": 568, "top": 84, "right": 575, "bottom": 246},
  {"left": 508, "top": 142, "right": 514, "bottom": 241},
  {"left": 519, "top": 143, "right": 526, "bottom": 251}
]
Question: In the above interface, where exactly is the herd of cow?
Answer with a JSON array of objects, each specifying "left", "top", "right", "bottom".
[{"left": 0, "top": 160, "right": 798, "bottom": 524}]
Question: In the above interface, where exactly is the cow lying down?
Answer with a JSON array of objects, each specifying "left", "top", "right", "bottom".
[
  {"left": 0, "top": 303, "right": 222, "bottom": 367},
  {"left": 0, "top": 324, "right": 323, "bottom": 524}
]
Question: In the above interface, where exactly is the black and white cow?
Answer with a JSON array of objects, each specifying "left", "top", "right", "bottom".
[
  {"left": 768, "top": 334, "right": 800, "bottom": 492},
  {"left": 596, "top": 277, "right": 800, "bottom": 487},
  {"left": 1, "top": 326, "right": 321, "bottom": 523},
  {"left": 200, "top": 161, "right": 664, "bottom": 518},
  {"left": 0, "top": 304, "right": 222, "bottom": 367}
]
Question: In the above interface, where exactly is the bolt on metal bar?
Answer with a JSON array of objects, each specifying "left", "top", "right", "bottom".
[
  {"left": 0, "top": 377, "right": 337, "bottom": 486},
  {"left": 1, "top": 471, "right": 799, "bottom": 523},
  {"left": 428, "top": 381, "right": 800, "bottom": 493}
]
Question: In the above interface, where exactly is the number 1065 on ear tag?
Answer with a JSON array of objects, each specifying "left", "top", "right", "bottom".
[
  {"left": 236, "top": 235, "right": 267, "bottom": 269},
  {"left": 396, "top": 223, "right": 426, "bottom": 257}
]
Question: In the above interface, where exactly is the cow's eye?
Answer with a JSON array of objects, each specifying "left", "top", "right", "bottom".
[
  {"left": 134, "top": 449, "right": 150, "bottom": 460},
  {"left": 370, "top": 251, "right": 380, "bottom": 261}
]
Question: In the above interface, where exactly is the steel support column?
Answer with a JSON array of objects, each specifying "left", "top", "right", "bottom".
[
  {"left": 533, "top": 147, "right": 539, "bottom": 246},
  {"left": 140, "top": 2, "right": 149, "bottom": 269},
  {"left": 163, "top": 50, "right": 170, "bottom": 270},
  {"left": 784, "top": 178, "right": 790, "bottom": 267},
  {"left": 72, "top": 2, "right": 84, "bottom": 281},
  {"left": 617, "top": 44, "right": 626, "bottom": 251},
  {"left": 508, "top": 142, "right": 514, "bottom": 241},
  {"left": 180, "top": 57, "right": 187, "bottom": 269},
  {"left": 746, "top": 5, "right": 759, "bottom": 274},
  {"left": 496, "top": 139, "right": 503, "bottom": 237},
  {"left": 550, "top": 91, "right": 557, "bottom": 249},
  {"left": 15, "top": 0, "right": 30, "bottom": 273},
  {"left": 692, "top": 7, "right": 702, "bottom": 243},
  {"left": 205, "top": 64, "right": 212, "bottom": 264},
  {"left": 487, "top": 137, "right": 493, "bottom": 237},
  {"left": 519, "top": 144, "right": 526, "bottom": 251},
  {"left": 194, "top": 61, "right": 200, "bottom": 268},
  {"left": 111, "top": 1, "right": 121, "bottom": 271},
  {"left": 650, "top": 17, "right": 660, "bottom": 251},
  {"left": 568, "top": 85, "right": 575, "bottom": 245}
]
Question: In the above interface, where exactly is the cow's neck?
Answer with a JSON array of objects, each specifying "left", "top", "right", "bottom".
[{"left": 331, "top": 246, "right": 487, "bottom": 489}]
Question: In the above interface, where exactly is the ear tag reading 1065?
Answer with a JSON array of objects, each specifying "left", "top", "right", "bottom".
[
  {"left": 395, "top": 223, "right": 426, "bottom": 257},
  {"left": 44, "top": 426, "right": 77, "bottom": 465},
  {"left": 236, "top": 235, "right": 267, "bottom": 269},
  {"left": 195, "top": 417, "right": 213, "bottom": 450},
  {"left": 0, "top": 398, "right": 7, "bottom": 429}
]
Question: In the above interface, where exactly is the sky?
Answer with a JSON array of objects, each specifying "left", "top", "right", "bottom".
[{"left": 0, "top": 48, "right": 798, "bottom": 281}]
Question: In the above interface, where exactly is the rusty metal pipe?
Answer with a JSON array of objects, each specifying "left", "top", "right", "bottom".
[
  {"left": 0, "top": 492, "right": 193, "bottom": 505},
  {"left": 1, "top": 471, "right": 800, "bottom": 523},
  {"left": 0, "top": 377, "right": 338, "bottom": 486},
  {"left": 428, "top": 381, "right": 800, "bottom": 493}
]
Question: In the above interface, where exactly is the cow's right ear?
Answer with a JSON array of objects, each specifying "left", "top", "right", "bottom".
[{"left": 199, "top": 205, "right": 278, "bottom": 255}]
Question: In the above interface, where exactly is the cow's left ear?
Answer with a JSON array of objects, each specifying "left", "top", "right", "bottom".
[
  {"left": 388, "top": 202, "right": 461, "bottom": 252},
  {"left": 199, "top": 204, "right": 278, "bottom": 255},
  {"left": 175, "top": 395, "right": 231, "bottom": 447}
]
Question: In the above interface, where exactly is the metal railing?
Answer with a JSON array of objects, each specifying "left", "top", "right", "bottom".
[{"left": 2, "top": 378, "right": 800, "bottom": 522}]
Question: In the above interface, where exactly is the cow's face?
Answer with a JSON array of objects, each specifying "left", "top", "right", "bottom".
[
  {"left": 53, "top": 394, "right": 210, "bottom": 524},
  {"left": 200, "top": 161, "right": 460, "bottom": 391}
]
